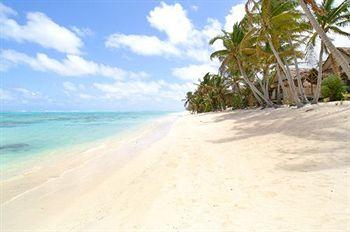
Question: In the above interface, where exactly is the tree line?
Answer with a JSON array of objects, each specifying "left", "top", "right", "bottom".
[{"left": 184, "top": 0, "right": 350, "bottom": 113}]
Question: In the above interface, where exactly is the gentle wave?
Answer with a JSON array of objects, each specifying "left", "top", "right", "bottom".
[{"left": 0, "top": 111, "right": 172, "bottom": 167}]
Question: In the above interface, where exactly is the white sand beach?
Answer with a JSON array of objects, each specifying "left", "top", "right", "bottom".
[{"left": 1, "top": 103, "right": 350, "bottom": 231}]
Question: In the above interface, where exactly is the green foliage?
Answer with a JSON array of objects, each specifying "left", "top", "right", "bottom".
[
  {"left": 231, "top": 93, "right": 246, "bottom": 109},
  {"left": 183, "top": 73, "right": 231, "bottom": 113},
  {"left": 321, "top": 75, "right": 346, "bottom": 101},
  {"left": 308, "top": 0, "right": 350, "bottom": 47},
  {"left": 184, "top": 0, "right": 350, "bottom": 111}
]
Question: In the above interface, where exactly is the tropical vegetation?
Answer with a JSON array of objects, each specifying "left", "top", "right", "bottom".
[
  {"left": 184, "top": 0, "right": 350, "bottom": 113},
  {"left": 321, "top": 74, "right": 347, "bottom": 101}
]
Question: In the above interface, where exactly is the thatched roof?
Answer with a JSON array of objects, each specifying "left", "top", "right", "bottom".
[
  {"left": 289, "top": 68, "right": 311, "bottom": 80},
  {"left": 323, "top": 47, "right": 350, "bottom": 73},
  {"left": 271, "top": 67, "right": 318, "bottom": 87},
  {"left": 338, "top": 47, "right": 350, "bottom": 57},
  {"left": 288, "top": 68, "right": 318, "bottom": 84}
]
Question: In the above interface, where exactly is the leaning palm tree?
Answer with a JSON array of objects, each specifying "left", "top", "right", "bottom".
[
  {"left": 307, "top": 0, "right": 350, "bottom": 103},
  {"left": 245, "top": 0, "right": 305, "bottom": 107},
  {"left": 288, "top": 24, "right": 312, "bottom": 103},
  {"left": 210, "top": 23, "right": 274, "bottom": 107},
  {"left": 299, "top": 0, "right": 350, "bottom": 80}
]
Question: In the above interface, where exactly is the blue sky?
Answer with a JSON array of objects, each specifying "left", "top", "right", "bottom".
[
  {"left": 1, "top": 1, "right": 348, "bottom": 111},
  {"left": 0, "top": 0, "right": 245, "bottom": 111}
]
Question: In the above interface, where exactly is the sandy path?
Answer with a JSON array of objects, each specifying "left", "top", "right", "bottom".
[{"left": 1, "top": 103, "right": 350, "bottom": 231}]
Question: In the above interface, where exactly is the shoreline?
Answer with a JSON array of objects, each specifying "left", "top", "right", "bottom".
[
  {"left": 1, "top": 104, "right": 349, "bottom": 231},
  {"left": 0, "top": 113, "right": 180, "bottom": 204}
]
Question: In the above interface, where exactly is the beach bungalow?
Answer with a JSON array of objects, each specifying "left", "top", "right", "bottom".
[
  {"left": 270, "top": 68, "right": 318, "bottom": 102},
  {"left": 271, "top": 47, "right": 350, "bottom": 102},
  {"left": 322, "top": 47, "right": 350, "bottom": 90}
]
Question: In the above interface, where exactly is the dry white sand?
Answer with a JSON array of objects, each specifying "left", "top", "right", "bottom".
[{"left": 1, "top": 102, "right": 350, "bottom": 231}]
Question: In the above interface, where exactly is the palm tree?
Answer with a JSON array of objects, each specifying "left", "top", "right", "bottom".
[
  {"left": 183, "top": 91, "right": 194, "bottom": 112},
  {"left": 185, "top": 73, "right": 233, "bottom": 113},
  {"left": 299, "top": 0, "right": 350, "bottom": 80},
  {"left": 183, "top": 0, "right": 349, "bottom": 112},
  {"left": 288, "top": 24, "right": 311, "bottom": 103},
  {"left": 247, "top": 0, "right": 306, "bottom": 107},
  {"left": 307, "top": 0, "right": 350, "bottom": 103},
  {"left": 210, "top": 23, "right": 274, "bottom": 107}
]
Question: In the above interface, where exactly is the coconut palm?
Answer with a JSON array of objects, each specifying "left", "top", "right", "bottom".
[
  {"left": 184, "top": 73, "right": 233, "bottom": 113},
  {"left": 307, "top": 0, "right": 350, "bottom": 103},
  {"left": 300, "top": 0, "right": 350, "bottom": 80},
  {"left": 245, "top": 0, "right": 306, "bottom": 107},
  {"left": 210, "top": 23, "right": 274, "bottom": 107},
  {"left": 184, "top": 0, "right": 349, "bottom": 113},
  {"left": 288, "top": 24, "right": 312, "bottom": 103}
]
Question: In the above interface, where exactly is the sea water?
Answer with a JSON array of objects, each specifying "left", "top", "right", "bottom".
[{"left": 0, "top": 112, "right": 169, "bottom": 168}]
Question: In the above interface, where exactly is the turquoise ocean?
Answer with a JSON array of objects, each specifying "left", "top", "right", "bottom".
[{"left": 0, "top": 112, "right": 169, "bottom": 168}]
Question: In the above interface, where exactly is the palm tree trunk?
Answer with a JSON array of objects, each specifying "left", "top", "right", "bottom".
[
  {"left": 276, "top": 64, "right": 290, "bottom": 103},
  {"left": 258, "top": 79, "right": 269, "bottom": 100},
  {"left": 237, "top": 59, "right": 274, "bottom": 107},
  {"left": 289, "top": 38, "right": 309, "bottom": 103},
  {"left": 285, "top": 59, "right": 303, "bottom": 106},
  {"left": 238, "top": 77, "right": 262, "bottom": 106},
  {"left": 252, "top": 88, "right": 264, "bottom": 106},
  {"left": 267, "top": 36, "right": 303, "bottom": 107},
  {"left": 299, "top": 0, "right": 350, "bottom": 80},
  {"left": 264, "top": 76, "right": 269, "bottom": 101},
  {"left": 277, "top": 83, "right": 281, "bottom": 104},
  {"left": 313, "top": 42, "right": 324, "bottom": 103}
]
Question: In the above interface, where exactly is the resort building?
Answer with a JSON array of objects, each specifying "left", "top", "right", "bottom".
[{"left": 271, "top": 47, "right": 350, "bottom": 102}]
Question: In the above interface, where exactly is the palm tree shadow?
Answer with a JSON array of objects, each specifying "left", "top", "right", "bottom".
[
  {"left": 275, "top": 146, "right": 350, "bottom": 172},
  {"left": 207, "top": 106, "right": 350, "bottom": 172},
  {"left": 209, "top": 107, "right": 349, "bottom": 143}
]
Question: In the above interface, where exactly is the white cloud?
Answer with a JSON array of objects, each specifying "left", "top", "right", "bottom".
[
  {"left": 94, "top": 80, "right": 193, "bottom": 101},
  {"left": 185, "top": 49, "right": 211, "bottom": 63},
  {"left": 106, "top": 34, "right": 180, "bottom": 56},
  {"left": 94, "top": 80, "right": 162, "bottom": 99},
  {"left": 71, "top": 26, "right": 93, "bottom": 37},
  {"left": 105, "top": 2, "right": 222, "bottom": 63},
  {"left": 105, "top": 2, "right": 224, "bottom": 84},
  {"left": 224, "top": 3, "right": 245, "bottom": 31},
  {"left": 202, "top": 18, "right": 222, "bottom": 40},
  {"left": 160, "top": 82, "right": 195, "bottom": 100},
  {"left": 172, "top": 63, "right": 219, "bottom": 82},
  {"left": 331, "top": 26, "right": 350, "bottom": 48},
  {"left": 147, "top": 2, "right": 193, "bottom": 44},
  {"left": 63, "top": 81, "right": 79, "bottom": 92},
  {"left": 0, "top": 87, "right": 50, "bottom": 103},
  {"left": 14, "top": 88, "right": 42, "bottom": 99},
  {"left": 62, "top": 81, "right": 93, "bottom": 100},
  {"left": 1, "top": 49, "right": 148, "bottom": 80},
  {"left": 0, "top": 2, "right": 16, "bottom": 17},
  {"left": 78, "top": 93, "right": 94, "bottom": 99},
  {"left": 0, "top": 3, "right": 82, "bottom": 54},
  {"left": 0, "top": 88, "right": 14, "bottom": 101}
]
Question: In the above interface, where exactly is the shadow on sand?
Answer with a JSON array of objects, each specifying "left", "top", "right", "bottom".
[{"left": 207, "top": 106, "right": 350, "bottom": 172}]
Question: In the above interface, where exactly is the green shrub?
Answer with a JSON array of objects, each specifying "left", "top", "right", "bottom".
[
  {"left": 231, "top": 93, "right": 246, "bottom": 109},
  {"left": 321, "top": 75, "right": 346, "bottom": 101}
]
